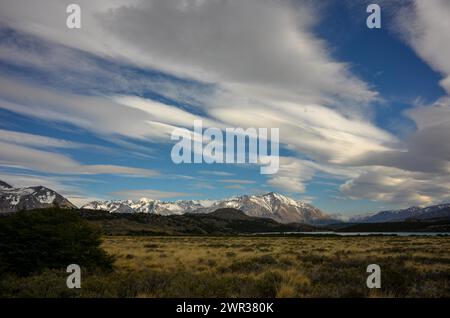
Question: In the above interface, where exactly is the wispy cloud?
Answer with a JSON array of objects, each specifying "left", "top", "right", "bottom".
[
  {"left": 199, "top": 171, "right": 235, "bottom": 177},
  {"left": 224, "top": 185, "right": 244, "bottom": 190},
  {"left": 112, "top": 189, "right": 192, "bottom": 200},
  {"left": 218, "top": 179, "right": 256, "bottom": 184},
  {"left": 0, "top": 136, "right": 158, "bottom": 177}
]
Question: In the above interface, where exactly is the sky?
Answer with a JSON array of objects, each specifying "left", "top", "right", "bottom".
[{"left": 0, "top": 0, "right": 450, "bottom": 215}]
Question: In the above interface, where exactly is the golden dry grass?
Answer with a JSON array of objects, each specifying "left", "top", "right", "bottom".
[
  {"left": 2, "top": 235, "right": 449, "bottom": 297},
  {"left": 99, "top": 235, "right": 450, "bottom": 298}
]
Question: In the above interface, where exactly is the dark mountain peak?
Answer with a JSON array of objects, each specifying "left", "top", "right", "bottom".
[
  {"left": 0, "top": 180, "right": 13, "bottom": 189},
  {"left": 0, "top": 182, "right": 77, "bottom": 212}
]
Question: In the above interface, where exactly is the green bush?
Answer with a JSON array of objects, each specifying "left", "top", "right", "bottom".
[
  {"left": 252, "top": 271, "right": 283, "bottom": 297},
  {"left": 0, "top": 209, "right": 113, "bottom": 276}
]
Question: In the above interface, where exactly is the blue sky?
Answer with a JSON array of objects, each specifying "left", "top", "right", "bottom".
[{"left": 1, "top": 0, "right": 450, "bottom": 215}]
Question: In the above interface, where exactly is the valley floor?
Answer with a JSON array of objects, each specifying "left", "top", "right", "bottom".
[{"left": 2, "top": 235, "right": 450, "bottom": 297}]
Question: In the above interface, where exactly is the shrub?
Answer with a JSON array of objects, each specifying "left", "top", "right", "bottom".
[
  {"left": 0, "top": 209, "right": 114, "bottom": 276},
  {"left": 252, "top": 271, "right": 283, "bottom": 297}
]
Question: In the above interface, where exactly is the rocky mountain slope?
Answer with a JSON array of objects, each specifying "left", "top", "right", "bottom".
[
  {"left": 206, "top": 192, "right": 330, "bottom": 224},
  {"left": 82, "top": 198, "right": 207, "bottom": 215},
  {"left": 0, "top": 180, "right": 76, "bottom": 213}
]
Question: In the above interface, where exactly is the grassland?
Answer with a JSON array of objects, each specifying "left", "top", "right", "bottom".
[{"left": 2, "top": 235, "right": 449, "bottom": 298}]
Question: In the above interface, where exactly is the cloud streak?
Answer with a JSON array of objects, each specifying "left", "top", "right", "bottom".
[
  {"left": 112, "top": 189, "right": 191, "bottom": 200},
  {"left": 0, "top": 137, "right": 158, "bottom": 177}
]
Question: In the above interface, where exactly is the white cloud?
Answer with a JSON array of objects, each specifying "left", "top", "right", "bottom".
[
  {"left": 0, "top": 76, "right": 210, "bottom": 142},
  {"left": 336, "top": 0, "right": 450, "bottom": 206},
  {"left": 112, "top": 189, "right": 190, "bottom": 200},
  {"left": 0, "top": 129, "right": 81, "bottom": 148},
  {"left": 340, "top": 166, "right": 450, "bottom": 206},
  {"left": 218, "top": 179, "right": 256, "bottom": 184},
  {"left": 198, "top": 171, "right": 234, "bottom": 177},
  {"left": 0, "top": 139, "right": 158, "bottom": 177},
  {"left": 113, "top": 95, "right": 218, "bottom": 129},
  {"left": 223, "top": 185, "right": 243, "bottom": 190},
  {"left": 0, "top": 0, "right": 376, "bottom": 104},
  {"left": 332, "top": 94, "right": 450, "bottom": 209},
  {"left": 396, "top": 0, "right": 450, "bottom": 94},
  {"left": 266, "top": 157, "right": 315, "bottom": 193},
  {"left": 207, "top": 100, "right": 397, "bottom": 163},
  {"left": 340, "top": 97, "right": 450, "bottom": 206}
]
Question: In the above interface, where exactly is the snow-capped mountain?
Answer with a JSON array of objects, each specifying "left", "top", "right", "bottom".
[
  {"left": 205, "top": 192, "right": 329, "bottom": 224},
  {"left": 83, "top": 198, "right": 208, "bottom": 215},
  {"left": 4, "top": 178, "right": 448, "bottom": 224},
  {"left": 82, "top": 192, "right": 331, "bottom": 224},
  {"left": 347, "top": 204, "right": 450, "bottom": 223},
  {"left": 0, "top": 180, "right": 77, "bottom": 213}
]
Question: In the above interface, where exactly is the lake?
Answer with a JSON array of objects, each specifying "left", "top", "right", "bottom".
[{"left": 254, "top": 231, "right": 450, "bottom": 237}]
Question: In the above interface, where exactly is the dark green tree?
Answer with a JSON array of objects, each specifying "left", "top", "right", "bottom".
[{"left": 0, "top": 209, "right": 113, "bottom": 276}]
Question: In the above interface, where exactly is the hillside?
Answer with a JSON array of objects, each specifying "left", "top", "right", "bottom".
[{"left": 77, "top": 208, "right": 320, "bottom": 235}]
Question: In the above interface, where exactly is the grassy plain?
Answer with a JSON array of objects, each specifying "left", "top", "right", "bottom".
[{"left": 2, "top": 235, "right": 449, "bottom": 297}]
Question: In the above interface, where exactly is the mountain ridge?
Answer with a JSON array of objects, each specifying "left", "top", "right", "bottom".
[
  {"left": 82, "top": 192, "right": 332, "bottom": 224},
  {"left": 2, "top": 179, "right": 450, "bottom": 225},
  {"left": 0, "top": 181, "right": 76, "bottom": 213},
  {"left": 348, "top": 204, "right": 450, "bottom": 223}
]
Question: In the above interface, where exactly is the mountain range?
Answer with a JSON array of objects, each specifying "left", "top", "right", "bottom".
[
  {"left": 1, "top": 179, "right": 450, "bottom": 225},
  {"left": 82, "top": 192, "right": 331, "bottom": 224},
  {"left": 347, "top": 204, "right": 450, "bottom": 223}
]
